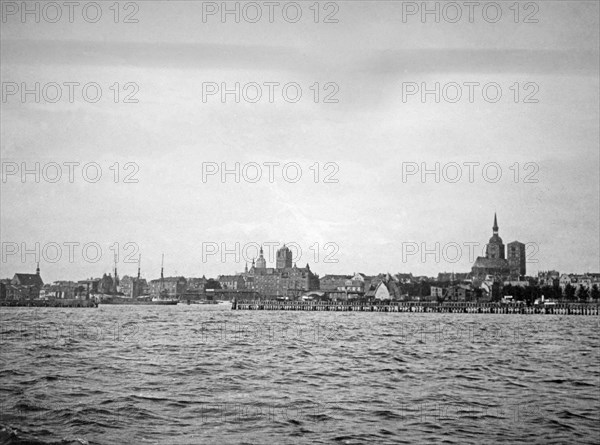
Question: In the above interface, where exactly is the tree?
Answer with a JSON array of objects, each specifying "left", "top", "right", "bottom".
[
  {"left": 591, "top": 284, "right": 600, "bottom": 302},
  {"left": 553, "top": 284, "right": 563, "bottom": 301},
  {"left": 564, "top": 283, "right": 575, "bottom": 301},
  {"left": 576, "top": 286, "right": 589, "bottom": 302}
]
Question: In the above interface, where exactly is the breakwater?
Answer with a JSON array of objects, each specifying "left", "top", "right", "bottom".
[
  {"left": 0, "top": 299, "right": 97, "bottom": 308},
  {"left": 233, "top": 300, "right": 600, "bottom": 315}
]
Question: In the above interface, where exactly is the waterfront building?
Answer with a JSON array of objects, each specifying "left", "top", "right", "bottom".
[
  {"left": 445, "top": 284, "right": 473, "bottom": 302},
  {"left": 430, "top": 286, "right": 444, "bottom": 299},
  {"left": 40, "top": 281, "right": 78, "bottom": 299},
  {"left": 97, "top": 273, "right": 115, "bottom": 294},
  {"left": 244, "top": 245, "right": 319, "bottom": 298},
  {"left": 7, "top": 264, "right": 44, "bottom": 299},
  {"left": 319, "top": 274, "right": 352, "bottom": 292},
  {"left": 218, "top": 274, "right": 246, "bottom": 290},
  {"left": 365, "top": 281, "right": 391, "bottom": 300},
  {"left": 364, "top": 274, "right": 401, "bottom": 300},
  {"left": 185, "top": 277, "right": 207, "bottom": 292},
  {"left": 149, "top": 276, "right": 187, "bottom": 298},
  {"left": 346, "top": 272, "right": 367, "bottom": 294},
  {"left": 119, "top": 275, "right": 148, "bottom": 298}
]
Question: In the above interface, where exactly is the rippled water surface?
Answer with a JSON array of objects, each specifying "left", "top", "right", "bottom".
[{"left": 1, "top": 306, "right": 598, "bottom": 444}]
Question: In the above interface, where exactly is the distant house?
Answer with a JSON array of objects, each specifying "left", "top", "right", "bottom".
[
  {"left": 218, "top": 275, "right": 246, "bottom": 290},
  {"left": 559, "top": 274, "right": 575, "bottom": 289},
  {"left": 10, "top": 271, "right": 44, "bottom": 299},
  {"left": 446, "top": 284, "right": 473, "bottom": 302},
  {"left": 373, "top": 282, "right": 391, "bottom": 300},
  {"left": 319, "top": 274, "right": 352, "bottom": 292},
  {"left": 186, "top": 277, "right": 207, "bottom": 291},
  {"left": 437, "top": 272, "right": 470, "bottom": 283},
  {"left": 365, "top": 281, "right": 392, "bottom": 300},
  {"left": 40, "top": 281, "right": 78, "bottom": 299},
  {"left": 430, "top": 286, "right": 445, "bottom": 298},
  {"left": 149, "top": 277, "right": 187, "bottom": 298},
  {"left": 395, "top": 273, "right": 414, "bottom": 284},
  {"left": 118, "top": 275, "right": 148, "bottom": 298},
  {"left": 538, "top": 270, "right": 560, "bottom": 287}
]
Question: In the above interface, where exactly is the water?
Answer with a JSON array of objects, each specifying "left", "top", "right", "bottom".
[{"left": 1, "top": 306, "right": 598, "bottom": 444}]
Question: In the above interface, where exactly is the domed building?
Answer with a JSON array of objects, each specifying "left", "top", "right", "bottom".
[{"left": 245, "top": 244, "right": 319, "bottom": 298}]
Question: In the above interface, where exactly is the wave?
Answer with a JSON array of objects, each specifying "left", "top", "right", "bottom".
[{"left": 0, "top": 426, "right": 89, "bottom": 445}]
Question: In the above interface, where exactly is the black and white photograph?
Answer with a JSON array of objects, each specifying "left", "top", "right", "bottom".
[{"left": 1, "top": 1, "right": 599, "bottom": 443}]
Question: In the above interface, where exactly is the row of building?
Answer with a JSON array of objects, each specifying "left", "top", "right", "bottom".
[
  {"left": 3, "top": 264, "right": 599, "bottom": 303},
  {"left": 2, "top": 215, "right": 598, "bottom": 302}
]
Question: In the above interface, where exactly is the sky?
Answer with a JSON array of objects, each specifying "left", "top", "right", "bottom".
[{"left": 1, "top": 0, "right": 599, "bottom": 282}]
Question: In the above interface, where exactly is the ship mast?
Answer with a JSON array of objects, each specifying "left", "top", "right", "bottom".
[
  {"left": 160, "top": 254, "right": 165, "bottom": 296},
  {"left": 133, "top": 254, "right": 141, "bottom": 298}
]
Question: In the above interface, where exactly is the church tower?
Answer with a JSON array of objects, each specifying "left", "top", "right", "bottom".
[
  {"left": 485, "top": 213, "right": 505, "bottom": 260},
  {"left": 256, "top": 246, "right": 267, "bottom": 269},
  {"left": 276, "top": 245, "right": 293, "bottom": 270}
]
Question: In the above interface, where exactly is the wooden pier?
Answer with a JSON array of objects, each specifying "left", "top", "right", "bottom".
[
  {"left": 0, "top": 299, "right": 98, "bottom": 308},
  {"left": 232, "top": 300, "right": 600, "bottom": 315}
]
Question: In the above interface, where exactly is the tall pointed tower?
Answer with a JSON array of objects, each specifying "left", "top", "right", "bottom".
[
  {"left": 485, "top": 213, "right": 505, "bottom": 259},
  {"left": 256, "top": 246, "right": 267, "bottom": 269}
]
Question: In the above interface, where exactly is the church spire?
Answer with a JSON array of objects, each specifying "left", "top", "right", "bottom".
[{"left": 493, "top": 213, "right": 499, "bottom": 234}]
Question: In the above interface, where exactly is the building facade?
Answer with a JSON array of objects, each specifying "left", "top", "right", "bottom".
[
  {"left": 218, "top": 275, "right": 246, "bottom": 290},
  {"left": 7, "top": 265, "right": 44, "bottom": 299},
  {"left": 244, "top": 245, "right": 319, "bottom": 298},
  {"left": 149, "top": 277, "right": 187, "bottom": 298}
]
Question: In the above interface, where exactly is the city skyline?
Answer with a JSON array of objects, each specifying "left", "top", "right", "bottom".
[
  {"left": 2, "top": 211, "right": 597, "bottom": 283},
  {"left": 2, "top": 2, "right": 599, "bottom": 282}
]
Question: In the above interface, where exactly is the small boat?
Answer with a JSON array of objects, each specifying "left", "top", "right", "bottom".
[{"left": 150, "top": 297, "right": 178, "bottom": 305}]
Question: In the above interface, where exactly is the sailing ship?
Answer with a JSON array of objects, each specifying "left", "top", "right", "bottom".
[
  {"left": 99, "top": 254, "right": 177, "bottom": 305},
  {"left": 151, "top": 254, "right": 179, "bottom": 305}
]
